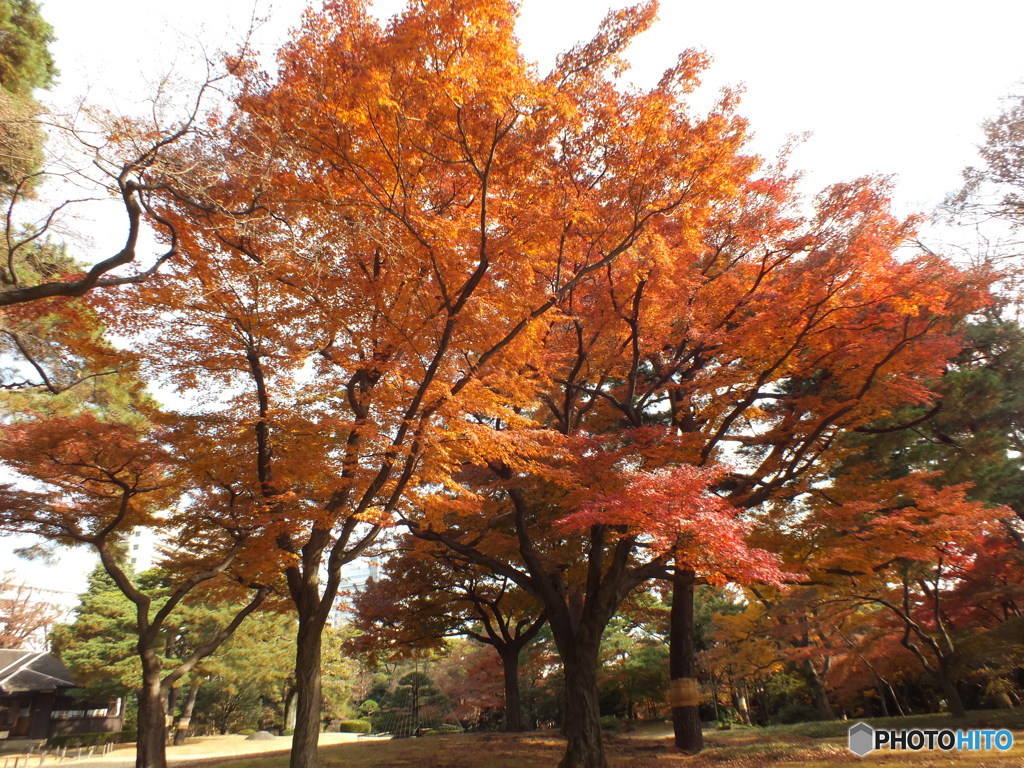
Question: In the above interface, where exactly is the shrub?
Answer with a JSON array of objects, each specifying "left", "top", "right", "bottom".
[
  {"left": 358, "top": 700, "right": 380, "bottom": 718},
  {"left": 49, "top": 732, "right": 125, "bottom": 749},
  {"left": 426, "top": 724, "right": 464, "bottom": 735},
  {"left": 773, "top": 700, "right": 818, "bottom": 725},
  {"left": 336, "top": 720, "right": 371, "bottom": 734}
]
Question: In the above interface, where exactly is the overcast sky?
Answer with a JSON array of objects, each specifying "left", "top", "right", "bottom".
[
  {"left": 5, "top": 0, "right": 1023, "bottom": 597},
  {"left": 41, "top": 0, "right": 1024, "bottom": 217}
]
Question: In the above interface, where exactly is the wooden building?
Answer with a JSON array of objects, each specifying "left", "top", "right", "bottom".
[{"left": 0, "top": 650, "right": 122, "bottom": 743}]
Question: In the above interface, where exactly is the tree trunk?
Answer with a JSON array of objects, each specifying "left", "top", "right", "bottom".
[
  {"left": 729, "top": 681, "right": 748, "bottom": 725},
  {"left": 289, "top": 612, "right": 326, "bottom": 768},
  {"left": 164, "top": 686, "right": 179, "bottom": 743},
  {"left": 501, "top": 649, "right": 524, "bottom": 732},
  {"left": 872, "top": 670, "right": 906, "bottom": 717},
  {"left": 938, "top": 665, "right": 967, "bottom": 718},
  {"left": 173, "top": 681, "right": 201, "bottom": 746},
  {"left": 803, "top": 658, "right": 835, "bottom": 720},
  {"left": 737, "top": 683, "right": 751, "bottom": 724},
  {"left": 558, "top": 648, "right": 605, "bottom": 768},
  {"left": 670, "top": 568, "right": 702, "bottom": 754},
  {"left": 710, "top": 678, "right": 720, "bottom": 723},
  {"left": 754, "top": 684, "right": 769, "bottom": 725},
  {"left": 889, "top": 683, "right": 907, "bottom": 717},
  {"left": 285, "top": 689, "right": 298, "bottom": 731},
  {"left": 136, "top": 666, "right": 168, "bottom": 768},
  {"left": 876, "top": 684, "right": 890, "bottom": 717},
  {"left": 863, "top": 656, "right": 904, "bottom": 717}
]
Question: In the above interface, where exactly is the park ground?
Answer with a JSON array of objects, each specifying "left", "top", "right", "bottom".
[{"left": 75, "top": 711, "right": 1024, "bottom": 768}]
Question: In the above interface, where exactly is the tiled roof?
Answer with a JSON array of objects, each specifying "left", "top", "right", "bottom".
[{"left": 0, "top": 650, "right": 76, "bottom": 694}]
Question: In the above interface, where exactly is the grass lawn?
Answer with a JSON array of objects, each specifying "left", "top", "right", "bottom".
[{"left": 182, "top": 712, "right": 1024, "bottom": 768}]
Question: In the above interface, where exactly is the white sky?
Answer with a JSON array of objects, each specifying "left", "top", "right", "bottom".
[
  {"left": 40, "top": 0, "right": 1024, "bottom": 219},
  {"left": 4, "top": 0, "right": 1023, "bottom": 595}
]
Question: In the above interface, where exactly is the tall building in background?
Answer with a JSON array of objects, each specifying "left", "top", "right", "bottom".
[
  {"left": 338, "top": 558, "right": 379, "bottom": 594},
  {"left": 332, "top": 558, "right": 379, "bottom": 626},
  {"left": 125, "top": 528, "right": 159, "bottom": 572}
]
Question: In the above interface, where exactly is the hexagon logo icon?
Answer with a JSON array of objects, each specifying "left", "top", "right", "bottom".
[{"left": 848, "top": 722, "right": 875, "bottom": 756}]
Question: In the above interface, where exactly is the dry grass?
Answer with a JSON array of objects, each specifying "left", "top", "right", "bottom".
[
  {"left": 172, "top": 721, "right": 1024, "bottom": 768},
  {"left": 682, "top": 725, "right": 1024, "bottom": 767}
]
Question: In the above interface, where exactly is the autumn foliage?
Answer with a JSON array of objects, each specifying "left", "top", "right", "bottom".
[{"left": 0, "top": 1, "right": 1013, "bottom": 767}]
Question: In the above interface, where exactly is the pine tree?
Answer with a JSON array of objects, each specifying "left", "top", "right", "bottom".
[
  {"left": 0, "top": 0, "right": 56, "bottom": 95},
  {"left": 51, "top": 565, "right": 139, "bottom": 700}
]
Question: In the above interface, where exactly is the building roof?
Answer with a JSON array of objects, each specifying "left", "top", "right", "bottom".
[{"left": 0, "top": 650, "right": 76, "bottom": 694}]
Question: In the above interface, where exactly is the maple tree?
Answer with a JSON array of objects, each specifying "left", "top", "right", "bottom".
[
  {"left": 760, "top": 590, "right": 843, "bottom": 721},
  {"left": 0, "top": 0, "right": 254, "bottom": 424},
  {"left": 0, "top": 1, "right": 997, "bottom": 766},
  {"left": 110, "top": 1, "right": 774, "bottom": 766},
  {"left": 798, "top": 469, "right": 1008, "bottom": 718},
  {"left": 696, "top": 311, "right": 1024, "bottom": 722},
  {"left": 777, "top": 311, "right": 1024, "bottom": 717},
  {"left": 948, "top": 92, "right": 1024, "bottom": 262},
  {"left": 404, "top": 159, "right": 990, "bottom": 765},
  {"left": 351, "top": 535, "right": 546, "bottom": 731},
  {"left": 703, "top": 467, "right": 1022, "bottom": 722},
  {"left": 645, "top": 176, "right": 990, "bottom": 749},
  {"left": 702, "top": 585, "right": 854, "bottom": 722},
  {"left": 0, "top": 65, "right": 235, "bottom": 309},
  {"left": 701, "top": 604, "right": 787, "bottom": 724},
  {"left": 825, "top": 609, "right": 914, "bottom": 717},
  {"left": 0, "top": 411, "right": 272, "bottom": 768},
  {"left": 0, "top": 569, "right": 61, "bottom": 649},
  {"left": 427, "top": 639, "right": 508, "bottom": 728}
]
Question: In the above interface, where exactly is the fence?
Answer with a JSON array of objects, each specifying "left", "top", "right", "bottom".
[{"left": 0, "top": 741, "right": 116, "bottom": 768}]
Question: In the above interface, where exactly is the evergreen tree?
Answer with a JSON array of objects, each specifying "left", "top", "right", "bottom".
[
  {"left": 0, "top": 0, "right": 56, "bottom": 95},
  {"left": 51, "top": 564, "right": 139, "bottom": 700},
  {"left": 843, "top": 315, "right": 1024, "bottom": 541},
  {"left": 0, "top": 0, "right": 54, "bottom": 191}
]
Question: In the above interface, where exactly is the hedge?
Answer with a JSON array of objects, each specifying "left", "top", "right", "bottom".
[
  {"left": 49, "top": 731, "right": 133, "bottom": 748},
  {"left": 336, "top": 720, "right": 372, "bottom": 734},
  {"left": 424, "top": 724, "right": 463, "bottom": 735}
]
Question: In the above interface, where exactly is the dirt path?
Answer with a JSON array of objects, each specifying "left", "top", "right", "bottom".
[{"left": 43, "top": 733, "right": 387, "bottom": 768}]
